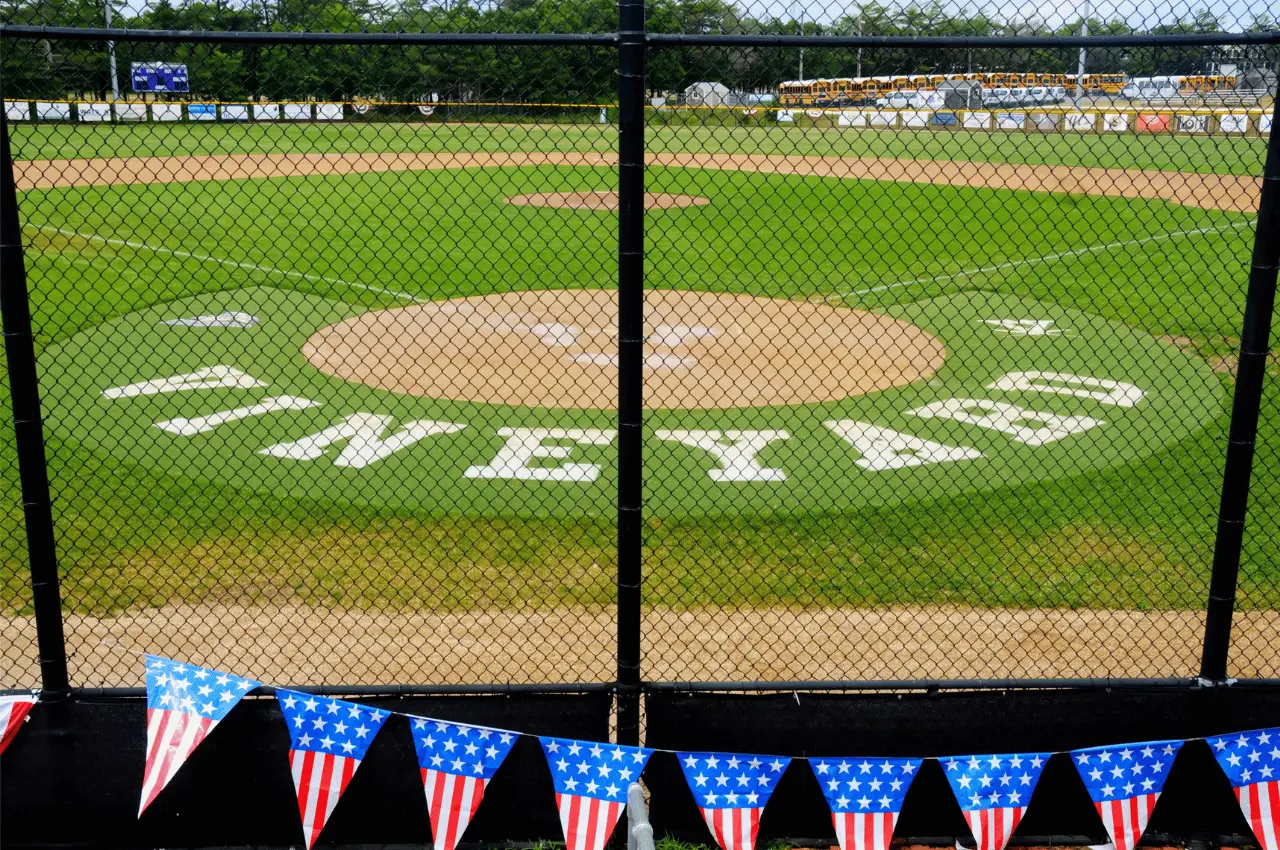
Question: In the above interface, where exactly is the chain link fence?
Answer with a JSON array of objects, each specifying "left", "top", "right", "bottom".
[{"left": 1, "top": 2, "right": 1278, "bottom": 726}]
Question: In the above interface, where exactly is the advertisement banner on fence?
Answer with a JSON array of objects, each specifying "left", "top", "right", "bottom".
[
  {"left": 316, "top": 103, "right": 345, "bottom": 120},
  {"left": 805, "top": 109, "right": 823, "bottom": 119},
  {"left": 902, "top": 110, "right": 929, "bottom": 128},
  {"left": 775, "top": 109, "right": 794, "bottom": 123},
  {"left": 868, "top": 111, "right": 894, "bottom": 127},
  {"left": 151, "top": 103, "right": 182, "bottom": 122},
  {"left": 1177, "top": 114, "right": 1209, "bottom": 134},
  {"left": 931, "top": 111, "right": 958, "bottom": 127},
  {"left": 188, "top": 103, "right": 217, "bottom": 121},
  {"left": 36, "top": 102, "right": 71, "bottom": 120},
  {"left": 1217, "top": 113, "right": 1249, "bottom": 134},
  {"left": 837, "top": 110, "right": 866, "bottom": 127},
  {"left": 117, "top": 103, "right": 147, "bottom": 121},
  {"left": 5, "top": 102, "right": 29, "bottom": 122},
  {"left": 1031, "top": 112, "right": 1061, "bottom": 131},
  {"left": 962, "top": 110, "right": 991, "bottom": 129},
  {"left": 1263, "top": 114, "right": 1274, "bottom": 134},
  {"left": 1137, "top": 113, "right": 1170, "bottom": 132},
  {"left": 77, "top": 103, "right": 111, "bottom": 122},
  {"left": 253, "top": 103, "right": 283, "bottom": 120},
  {"left": 1065, "top": 112, "right": 1096, "bottom": 132},
  {"left": 283, "top": 103, "right": 312, "bottom": 120},
  {"left": 1104, "top": 113, "right": 1129, "bottom": 132},
  {"left": 220, "top": 104, "right": 250, "bottom": 121},
  {"left": 996, "top": 112, "right": 1025, "bottom": 130}
]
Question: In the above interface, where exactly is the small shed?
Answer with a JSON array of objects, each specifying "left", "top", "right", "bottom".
[{"left": 684, "top": 81, "right": 733, "bottom": 108}]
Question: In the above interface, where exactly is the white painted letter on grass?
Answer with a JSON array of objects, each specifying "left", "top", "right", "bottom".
[
  {"left": 154, "top": 396, "right": 318, "bottom": 436},
  {"left": 258, "top": 414, "right": 465, "bottom": 468},
  {"left": 654, "top": 430, "right": 789, "bottom": 481},
  {"left": 986, "top": 371, "right": 1145, "bottom": 408},
  {"left": 824, "top": 421, "right": 981, "bottom": 470},
  {"left": 907, "top": 399, "right": 1103, "bottom": 446},
  {"left": 464, "top": 428, "right": 616, "bottom": 482},
  {"left": 104, "top": 365, "right": 265, "bottom": 399}
]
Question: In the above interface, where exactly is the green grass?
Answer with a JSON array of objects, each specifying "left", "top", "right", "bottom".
[
  {"left": 1, "top": 129, "right": 1275, "bottom": 628},
  {"left": 10, "top": 119, "right": 1269, "bottom": 175}
]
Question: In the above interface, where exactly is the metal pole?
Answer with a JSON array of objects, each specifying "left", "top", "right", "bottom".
[
  {"left": 1199, "top": 92, "right": 1280, "bottom": 683},
  {"left": 1075, "top": 0, "right": 1089, "bottom": 103},
  {"left": 615, "top": 0, "right": 645, "bottom": 748},
  {"left": 104, "top": 0, "right": 120, "bottom": 101},
  {"left": 0, "top": 94, "right": 70, "bottom": 697}
]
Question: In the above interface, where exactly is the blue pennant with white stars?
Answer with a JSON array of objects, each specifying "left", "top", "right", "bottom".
[
  {"left": 1071, "top": 739, "right": 1182, "bottom": 804},
  {"left": 410, "top": 716, "right": 518, "bottom": 780},
  {"left": 677, "top": 751, "right": 790, "bottom": 811},
  {"left": 941, "top": 751, "right": 1051, "bottom": 814},
  {"left": 276, "top": 689, "right": 391, "bottom": 760},
  {"left": 540, "top": 736, "right": 653, "bottom": 804},
  {"left": 811, "top": 756, "right": 922, "bottom": 814}
]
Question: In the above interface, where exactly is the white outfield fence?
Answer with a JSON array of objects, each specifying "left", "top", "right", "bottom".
[{"left": 3, "top": 98, "right": 1274, "bottom": 135}]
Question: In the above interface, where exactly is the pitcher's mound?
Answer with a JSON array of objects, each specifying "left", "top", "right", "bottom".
[
  {"left": 506, "top": 191, "right": 709, "bottom": 210},
  {"left": 304, "top": 289, "right": 945, "bottom": 410}
]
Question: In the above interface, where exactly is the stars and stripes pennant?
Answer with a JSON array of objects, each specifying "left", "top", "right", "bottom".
[
  {"left": 540, "top": 736, "right": 654, "bottom": 850},
  {"left": 677, "top": 751, "right": 790, "bottom": 850},
  {"left": 277, "top": 689, "right": 391, "bottom": 849},
  {"left": 409, "top": 716, "right": 518, "bottom": 850},
  {"left": 0, "top": 693, "right": 36, "bottom": 755},
  {"left": 1208, "top": 727, "right": 1280, "bottom": 850},
  {"left": 812, "top": 756, "right": 923, "bottom": 850},
  {"left": 139, "top": 655, "right": 258, "bottom": 816},
  {"left": 941, "top": 751, "right": 1051, "bottom": 850},
  {"left": 1071, "top": 739, "right": 1182, "bottom": 850}
]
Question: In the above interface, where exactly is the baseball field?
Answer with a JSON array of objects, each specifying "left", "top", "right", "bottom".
[{"left": 2, "top": 118, "right": 1277, "bottom": 688}]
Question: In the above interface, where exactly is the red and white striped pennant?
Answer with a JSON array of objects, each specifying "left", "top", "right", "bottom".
[{"left": 0, "top": 694, "right": 35, "bottom": 755}]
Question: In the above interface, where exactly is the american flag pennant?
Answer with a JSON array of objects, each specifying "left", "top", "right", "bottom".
[
  {"left": 539, "top": 736, "right": 654, "bottom": 850},
  {"left": 941, "top": 751, "right": 1051, "bottom": 850},
  {"left": 677, "top": 750, "right": 790, "bottom": 850},
  {"left": 1071, "top": 738, "right": 1182, "bottom": 850},
  {"left": 139, "top": 654, "right": 258, "bottom": 816},
  {"left": 409, "top": 716, "right": 518, "bottom": 850},
  {"left": 812, "top": 756, "right": 923, "bottom": 850},
  {"left": 277, "top": 689, "right": 391, "bottom": 849},
  {"left": 0, "top": 693, "right": 36, "bottom": 755},
  {"left": 1208, "top": 726, "right": 1280, "bottom": 850}
]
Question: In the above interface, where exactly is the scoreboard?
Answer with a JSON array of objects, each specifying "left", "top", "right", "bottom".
[{"left": 131, "top": 63, "right": 189, "bottom": 93}]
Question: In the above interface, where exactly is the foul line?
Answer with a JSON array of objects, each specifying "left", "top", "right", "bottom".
[
  {"left": 828, "top": 220, "right": 1254, "bottom": 301},
  {"left": 36, "top": 225, "right": 425, "bottom": 303}
]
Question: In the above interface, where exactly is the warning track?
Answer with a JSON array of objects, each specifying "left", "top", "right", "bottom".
[{"left": 13, "top": 151, "right": 1260, "bottom": 212}]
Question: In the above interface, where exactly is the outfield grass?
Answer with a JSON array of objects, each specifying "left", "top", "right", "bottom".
[
  {"left": 9, "top": 119, "right": 1269, "bottom": 175},
  {"left": 0, "top": 126, "right": 1275, "bottom": 632}
]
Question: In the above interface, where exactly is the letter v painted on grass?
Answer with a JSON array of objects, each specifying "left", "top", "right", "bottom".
[{"left": 259, "top": 414, "right": 466, "bottom": 469}]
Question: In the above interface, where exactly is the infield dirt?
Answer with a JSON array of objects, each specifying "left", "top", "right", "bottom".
[{"left": 13, "top": 151, "right": 1260, "bottom": 212}]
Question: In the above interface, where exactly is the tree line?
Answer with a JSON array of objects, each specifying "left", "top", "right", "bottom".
[{"left": 1, "top": 0, "right": 1274, "bottom": 103}]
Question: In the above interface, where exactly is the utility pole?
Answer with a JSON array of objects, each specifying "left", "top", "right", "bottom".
[
  {"left": 856, "top": 8, "right": 863, "bottom": 79},
  {"left": 104, "top": 0, "right": 120, "bottom": 102},
  {"left": 1075, "top": 0, "right": 1090, "bottom": 103}
]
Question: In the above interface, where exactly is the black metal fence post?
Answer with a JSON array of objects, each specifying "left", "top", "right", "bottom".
[
  {"left": 615, "top": 0, "right": 645, "bottom": 746},
  {"left": 1199, "top": 94, "right": 1280, "bottom": 683},
  {"left": 0, "top": 98, "right": 70, "bottom": 696}
]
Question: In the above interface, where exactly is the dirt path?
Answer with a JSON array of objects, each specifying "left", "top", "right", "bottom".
[
  {"left": 13, "top": 151, "right": 1260, "bottom": 212},
  {"left": 6, "top": 603, "right": 1279, "bottom": 688}
]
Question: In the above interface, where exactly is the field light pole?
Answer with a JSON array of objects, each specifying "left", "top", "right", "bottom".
[
  {"left": 1074, "top": 0, "right": 1090, "bottom": 103},
  {"left": 104, "top": 0, "right": 120, "bottom": 101}
]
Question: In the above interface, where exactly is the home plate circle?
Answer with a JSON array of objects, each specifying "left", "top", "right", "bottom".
[{"left": 304, "top": 289, "right": 945, "bottom": 410}]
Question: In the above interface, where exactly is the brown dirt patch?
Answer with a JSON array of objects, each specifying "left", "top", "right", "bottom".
[
  {"left": 506, "top": 191, "right": 709, "bottom": 210},
  {"left": 302, "top": 289, "right": 944, "bottom": 409},
  {"left": 13, "top": 151, "right": 1259, "bottom": 212},
  {"left": 6, "top": 603, "right": 1280, "bottom": 688}
]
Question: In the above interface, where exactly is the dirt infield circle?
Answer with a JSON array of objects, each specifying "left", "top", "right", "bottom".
[
  {"left": 505, "top": 191, "right": 709, "bottom": 210},
  {"left": 303, "top": 289, "right": 946, "bottom": 409}
]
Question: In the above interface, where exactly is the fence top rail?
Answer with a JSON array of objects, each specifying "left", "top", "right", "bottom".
[
  {"left": 0, "top": 24, "right": 619, "bottom": 46},
  {"left": 2, "top": 24, "right": 1278, "bottom": 48},
  {"left": 648, "top": 30, "right": 1280, "bottom": 48}
]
